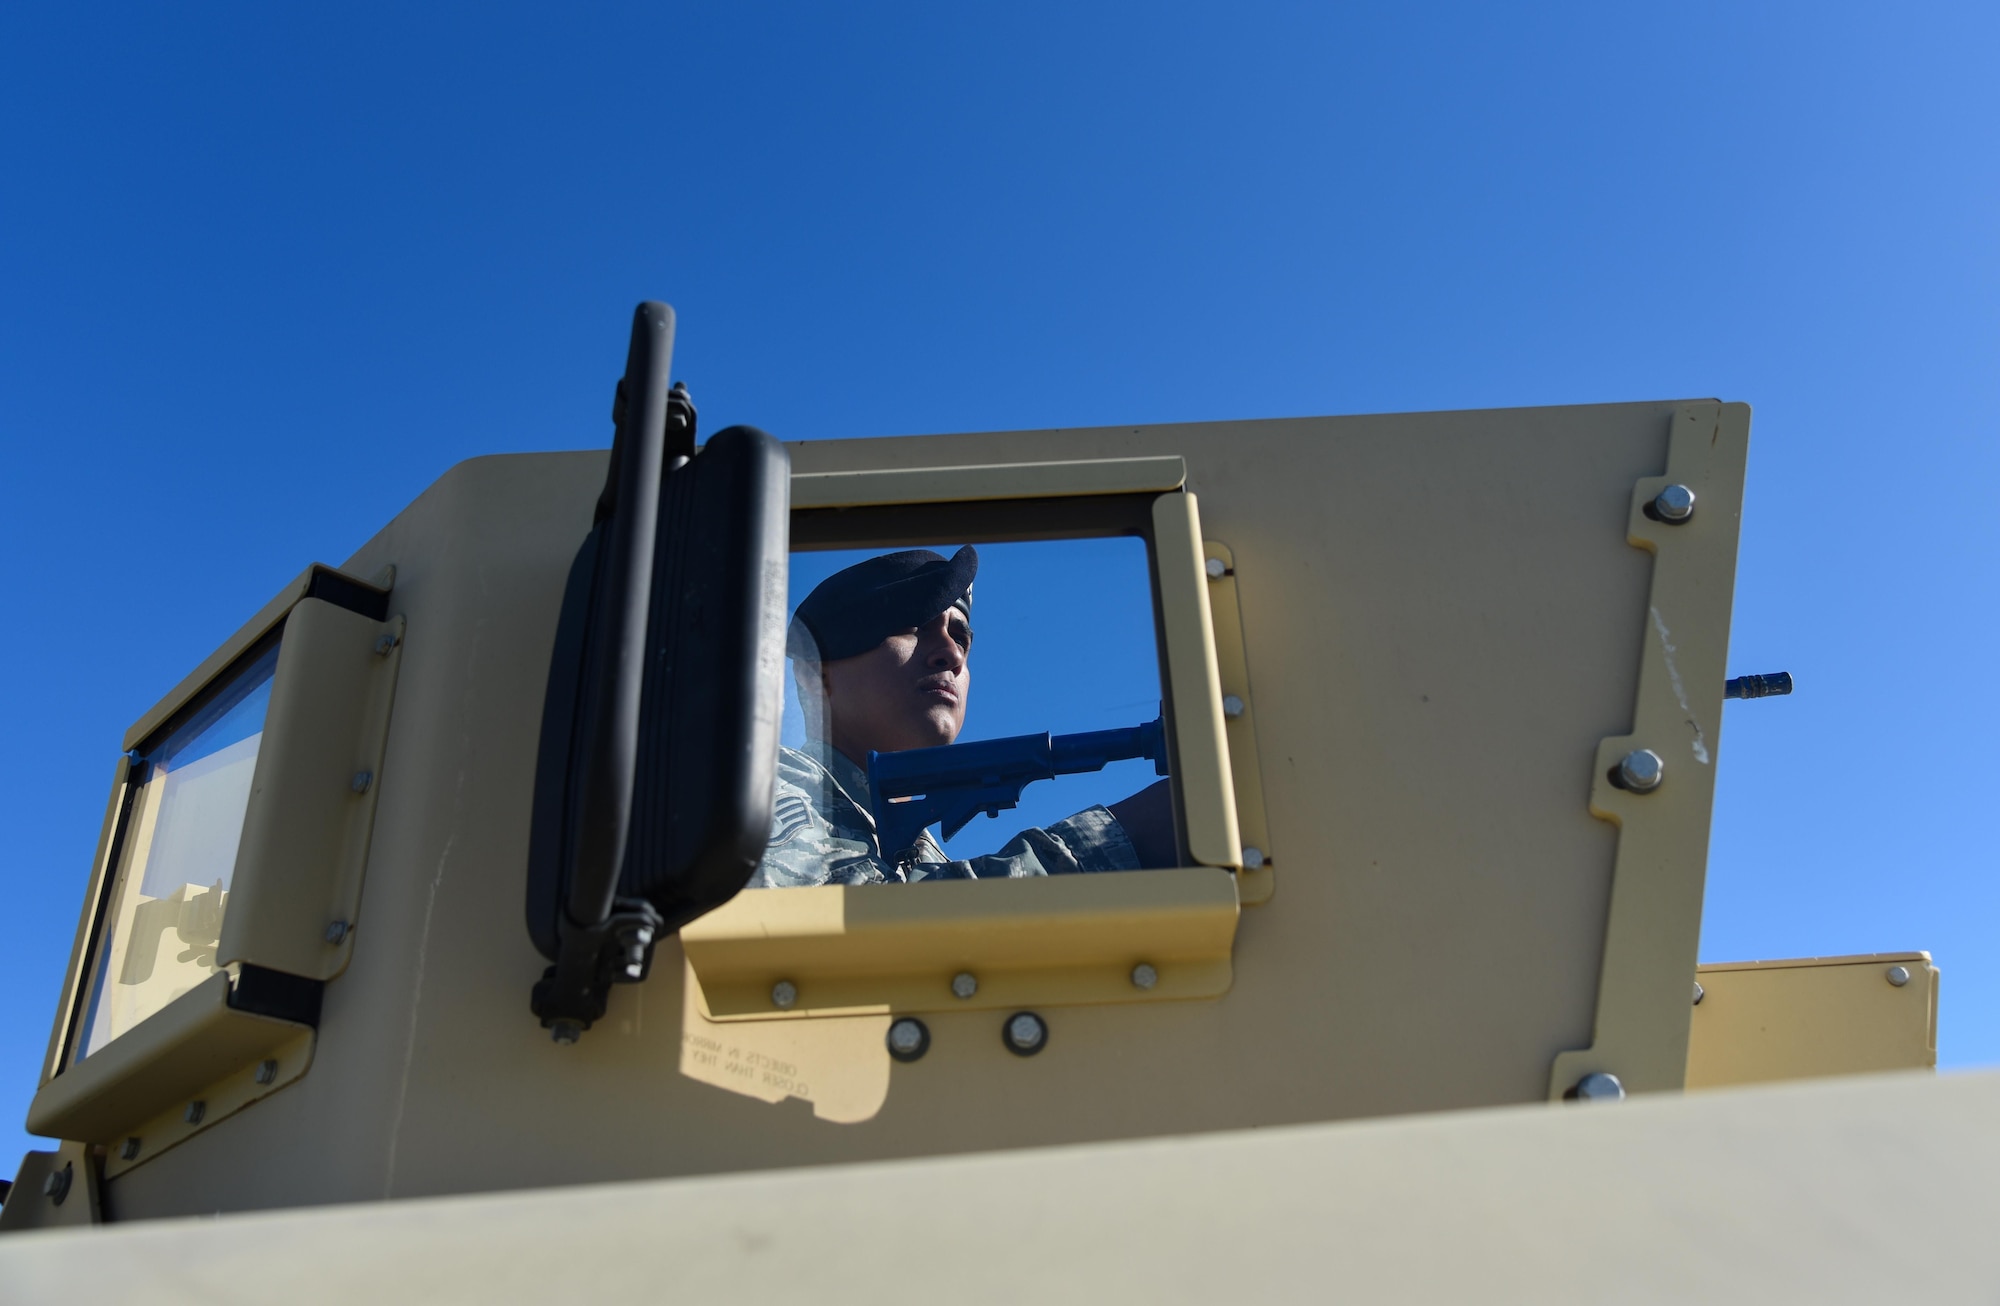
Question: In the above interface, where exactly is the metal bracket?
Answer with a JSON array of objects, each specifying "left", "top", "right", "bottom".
[
  {"left": 1203, "top": 542, "right": 1274, "bottom": 905},
  {"left": 1548, "top": 402, "right": 1750, "bottom": 1099}
]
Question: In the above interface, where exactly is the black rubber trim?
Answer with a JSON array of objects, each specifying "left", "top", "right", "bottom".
[
  {"left": 229, "top": 965, "right": 324, "bottom": 1027},
  {"left": 306, "top": 565, "right": 391, "bottom": 621}
]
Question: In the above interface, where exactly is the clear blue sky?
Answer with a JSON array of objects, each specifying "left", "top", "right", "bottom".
[{"left": 3, "top": 2, "right": 1993, "bottom": 1157}]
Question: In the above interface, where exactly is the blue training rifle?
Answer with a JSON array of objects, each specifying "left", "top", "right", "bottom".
[{"left": 867, "top": 717, "right": 1169, "bottom": 860}]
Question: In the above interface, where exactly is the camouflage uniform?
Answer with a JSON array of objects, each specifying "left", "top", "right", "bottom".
[{"left": 748, "top": 739, "right": 1141, "bottom": 888}]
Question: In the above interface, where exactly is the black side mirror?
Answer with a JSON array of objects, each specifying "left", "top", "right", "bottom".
[{"left": 525, "top": 302, "right": 790, "bottom": 1040}]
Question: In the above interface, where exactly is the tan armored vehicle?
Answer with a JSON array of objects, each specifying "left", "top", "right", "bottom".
[{"left": 2, "top": 305, "right": 1985, "bottom": 1301}]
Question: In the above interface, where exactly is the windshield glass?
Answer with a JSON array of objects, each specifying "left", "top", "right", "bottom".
[{"left": 75, "top": 637, "right": 281, "bottom": 1060}]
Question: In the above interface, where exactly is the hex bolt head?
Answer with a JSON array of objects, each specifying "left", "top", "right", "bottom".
[
  {"left": 1886, "top": 965, "right": 1911, "bottom": 987},
  {"left": 1241, "top": 847, "right": 1266, "bottom": 869},
  {"left": 120, "top": 1137, "right": 142, "bottom": 1161},
  {"left": 184, "top": 1100, "right": 207, "bottom": 1126},
  {"left": 1205, "top": 557, "right": 1227, "bottom": 579},
  {"left": 886, "top": 1017, "right": 931, "bottom": 1062},
  {"left": 549, "top": 1020, "right": 582, "bottom": 1045},
  {"left": 1222, "top": 694, "right": 1245, "bottom": 718},
  {"left": 324, "top": 920, "right": 350, "bottom": 945},
  {"left": 373, "top": 631, "right": 401, "bottom": 656},
  {"left": 1003, "top": 1011, "right": 1048, "bottom": 1056},
  {"left": 1692, "top": 981, "right": 1705, "bottom": 1006},
  {"left": 951, "top": 971, "right": 979, "bottom": 999},
  {"left": 42, "top": 1162, "right": 72, "bottom": 1205},
  {"left": 1572, "top": 1071, "right": 1626, "bottom": 1102},
  {"left": 1131, "top": 963, "right": 1159, "bottom": 990},
  {"left": 1616, "top": 749, "right": 1665, "bottom": 793},
  {"left": 771, "top": 980, "right": 799, "bottom": 1010},
  {"left": 350, "top": 771, "right": 374, "bottom": 794},
  {"left": 1653, "top": 484, "right": 1697, "bottom": 522}
]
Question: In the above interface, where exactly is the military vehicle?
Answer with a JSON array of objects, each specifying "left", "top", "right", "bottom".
[{"left": 2, "top": 304, "right": 1986, "bottom": 1300}]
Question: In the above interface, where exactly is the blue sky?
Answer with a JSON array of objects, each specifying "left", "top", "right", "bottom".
[{"left": 2, "top": 2, "right": 1993, "bottom": 1156}]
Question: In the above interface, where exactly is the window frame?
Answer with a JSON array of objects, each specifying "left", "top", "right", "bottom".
[{"left": 681, "top": 456, "right": 1249, "bottom": 1022}]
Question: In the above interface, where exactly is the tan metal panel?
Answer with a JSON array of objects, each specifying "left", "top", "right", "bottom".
[
  {"left": 219, "top": 601, "right": 404, "bottom": 981},
  {"left": 1548, "top": 403, "right": 1749, "bottom": 1098},
  {"left": 682, "top": 867, "right": 1238, "bottom": 1019},
  {"left": 6, "top": 1071, "right": 1996, "bottom": 1302},
  {"left": 1201, "top": 541, "right": 1274, "bottom": 905},
  {"left": 85, "top": 404, "right": 1742, "bottom": 1219},
  {"left": 24, "top": 972, "right": 313, "bottom": 1143},
  {"left": 790, "top": 455, "right": 1185, "bottom": 508},
  {"left": 0, "top": 1141, "right": 99, "bottom": 1233},
  {"left": 1152, "top": 492, "right": 1241, "bottom": 869},
  {"left": 1687, "top": 953, "right": 1938, "bottom": 1089}
]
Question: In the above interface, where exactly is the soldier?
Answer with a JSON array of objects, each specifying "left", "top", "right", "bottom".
[{"left": 748, "top": 546, "right": 1174, "bottom": 887}]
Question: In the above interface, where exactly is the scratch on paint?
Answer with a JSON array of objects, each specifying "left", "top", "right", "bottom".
[{"left": 1650, "top": 606, "right": 1710, "bottom": 765}]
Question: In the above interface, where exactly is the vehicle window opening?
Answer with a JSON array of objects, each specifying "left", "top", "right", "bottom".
[{"left": 759, "top": 525, "right": 1179, "bottom": 887}]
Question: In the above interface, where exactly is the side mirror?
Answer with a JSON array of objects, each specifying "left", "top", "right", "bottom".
[{"left": 525, "top": 302, "right": 790, "bottom": 1039}]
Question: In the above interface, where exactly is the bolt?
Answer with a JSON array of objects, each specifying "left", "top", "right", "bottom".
[
  {"left": 1222, "top": 694, "right": 1245, "bottom": 718},
  {"left": 120, "top": 1138, "right": 141, "bottom": 1161},
  {"left": 350, "top": 770, "right": 373, "bottom": 794},
  {"left": 624, "top": 962, "right": 644, "bottom": 979},
  {"left": 1653, "top": 484, "right": 1697, "bottom": 522},
  {"left": 184, "top": 1100, "right": 207, "bottom": 1126},
  {"left": 550, "top": 1020, "right": 582, "bottom": 1045},
  {"left": 951, "top": 972, "right": 978, "bottom": 999},
  {"left": 255, "top": 1059, "right": 279, "bottom": 1085},
  {"left": 1205, "top": 557, "right": 1227, "bottom": 579},
  {"left": 886, "top": 1017, "right": 930, "bottom": 1062},
  {"left": 771, "top": 980, "right": 799, "bottom": 1010},
  {"left": 1131, "top": 963, "right": 1158, "bottom": 990},
  {"left": 42, "top": 1162, "right": 72, "bottom": 1205},
  {"left": 1692, "top": 981, "right": 1705, "bottom": 1006},
  {"left": 1725, "top": 671, "right": 1794, "bottom": 700},
  {"left": 1003, "top": 1011, "right": 1048, "bottom": 1056},
  {"left": 373, "top": 631, "right": 401, "bottom": 656},
  {"left": 325, "top": 920, "right": 350, "bottom": 945},
  {"left": 1887, "top": 965, "right": 1911, "bottom": 987},
  {"left": 1615, "top": 749, "right": 1665, "bottom": 793},
  {"left": 1241, "top": 847, "right": 1266, "bottom": 869},
  {"left": 1572, "top": 1071, "right": 1626, "bottom": 1102}
]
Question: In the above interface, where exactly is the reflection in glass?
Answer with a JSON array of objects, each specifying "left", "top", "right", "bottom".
[
  {"left": 75, "top": 639, "right": 281, "bottom": 1061},
  {"left": 754, "top": 537, "right": 1173, "bottom": 887}
]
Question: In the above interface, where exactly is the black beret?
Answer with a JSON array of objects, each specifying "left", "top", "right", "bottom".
[{"left": 787, "top": 546, "right": 978, "bottom": 663}]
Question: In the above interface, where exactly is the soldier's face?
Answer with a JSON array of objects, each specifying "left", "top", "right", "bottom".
[{"left": 821, "top": 608, "right": 971, "bottom": 760}]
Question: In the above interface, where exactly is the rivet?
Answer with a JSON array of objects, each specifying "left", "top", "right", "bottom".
[
  {"left": 373, "top": 631, "right": 401, "bottom": 656},
  {"left": 1003, "top": 1011, "right": 1048, "bottom": 1056},
  {"left": 1241, "top": 847, "right": 1266, "bottom": 869},
  {"left": 1692, "top": 981, "right": 1705, "bottom": 1006},
  {"left": 886, "top": 1017, "right": 930, "bottom": 1062},
  {"left": 1653, "top": 484, "right": 1697, "bottom": 523},
  {"left": 1615, "top": 749, "right": 1665, "bottom": 793},
  {"left": 350, "top": 771, "right": 373, "bottom": 794},
  {"left": 120, "top": 1137, "right": 141, "bottom": 1161},
  {"left": 1205, "top": 557, "right": 1227, "bottom": 579},
  {"left": 1222, "top": 694, "right": 1245, "bottom": 718},
  {"left": 42, "top": 1162, "right": 72, "bottom": 1205},
  {"left": 1131, "top": 963, "right": 1158, "bottom": 990},
  {"left": 1886, "top": 965, "right": 1911, "bottom": 987},
  {"left": 254, "top": 1059, "right": 279, "bottom": 1085},
  {"left": 184, "top": 1100, "right": 207, "bottom": 1126},
  {"left": 1571, "top": 1071, "right": 1625, "bottom": 1102},
  {"left": 951, "top": 972, "right": 978, "bottom": 999},
  {"left": 325, "top": 920, "right": 350, "bottom": 945},
  {"left": 771, "top": 980, "right": 799, "bottom": 1010}
]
